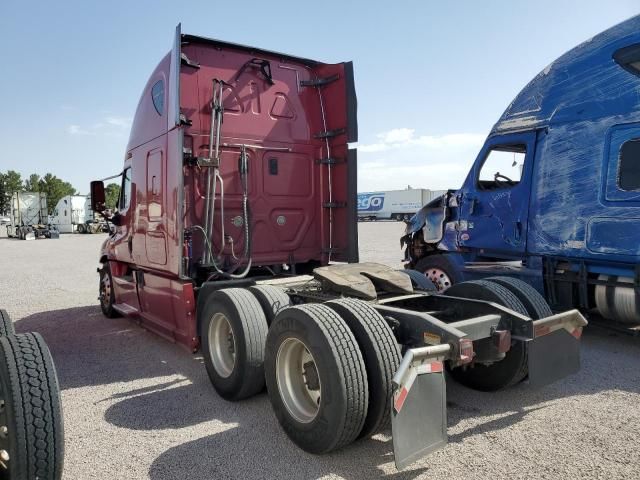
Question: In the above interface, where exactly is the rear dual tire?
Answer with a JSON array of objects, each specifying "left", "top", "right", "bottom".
[
  {"left": 265, "top": 304, "right": 369, "bottom": 453},
  {"left": 201, "top": 289, "right": 269, "bottom": 401},
  {"left": 445, "top": 279, "right": 531, "bottom": 391}
]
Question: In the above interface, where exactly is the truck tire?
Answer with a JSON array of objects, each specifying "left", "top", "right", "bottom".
[
  {"left": 325, "top": 299, "right": 401, "bottom": 438},
  {"left": 414, "top": 255, "right": 463, "bottom": 292},
  {"left": 77, "top": 224, "right": 85, "bottom": 234},
  {"left": 0, "top": 310, "right": 16, "bottom": 337},
  {"left": 98, "top": 264, "right": 120, "bottom": 318},
  {"left": 0, "top": 332, "right": 64, "bottom": 480},
  {"left": 444, "top": 280, "right": 529, "bottom": 391},
  {"left": 486, "top": 276, "right": 552, "bottom": 319},
  {"left": 265, "top": 304, "right": 368, "bottom": 453},
  {"left": 248, "top": 285, "right": 291, "bottom": 325},
  {"left": 399, "top": 269, "right": 437, "bottom": 292},
  {"left": 201, "top": 289, "right": 268, "bottom": 401}
]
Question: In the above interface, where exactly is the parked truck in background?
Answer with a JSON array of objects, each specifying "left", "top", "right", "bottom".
[
  {"left": 403, "top": 16, "right": 640, "bottom": 328},
  {"left": 6, "top": 191, "right": 59, "bottom": 240},
  {"left": 89, "top": 24, "right": 587, "bottom": 469},
  {"left": 49, "top": 195, "right": 106, "bottom": 234},
  {"left": 358, "top": 188, "right": 446, "bottom": 221}
]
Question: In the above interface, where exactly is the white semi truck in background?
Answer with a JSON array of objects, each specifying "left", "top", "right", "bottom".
[
  {"left": 358, "top": 188, "right": 446, "bottom": 221},
  {"left": 6, "top": 191, "right": 59, "bottom": 240},
  {"left": 49, "top": 195, "right": 106, "bottom": 234}
]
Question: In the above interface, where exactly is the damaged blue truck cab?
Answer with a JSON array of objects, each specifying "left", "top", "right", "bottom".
[{"left": 404, "top": 16, "right": 640, "bottom": 324}]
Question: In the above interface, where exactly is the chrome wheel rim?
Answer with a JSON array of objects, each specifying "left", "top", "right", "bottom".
[
  {"left": 208, "top": 313, "right": 236, "bottom": 378},
  {"left": 425, "top": 268, "right": 452, "bottom": 292},
  {"left": 0, "top": 390, "right": 9, "bottom": 471},
  {"left": 276, "top": 338, "right": 321, "bottom": 423},
  {"left": 100, "top": 271, "right": 112, "bottom": 307}
]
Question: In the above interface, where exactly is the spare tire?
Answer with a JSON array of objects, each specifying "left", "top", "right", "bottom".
[
  {"left": 445, "top": 280, "right": 529, "bottom": 391},
  {"left": 0, "top": 332, "right": 64, "bottom": 479}
]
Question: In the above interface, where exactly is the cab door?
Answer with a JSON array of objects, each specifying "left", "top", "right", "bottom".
[{"left": 457, "top": 131, "right": 537, "bottom": 257}]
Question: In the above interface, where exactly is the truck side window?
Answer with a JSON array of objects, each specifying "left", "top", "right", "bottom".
[
  {"left": 120, "top": 168, "right": 132, "bottom": 210},
  {"left": 618, "top": 139, "right": 640, "bottom": 191},
  {"left": 478, "top": 145, "right": 525, "bottom": 190},
  {"left": 151, "top": 80, "right": 164, "bottom": 115}
]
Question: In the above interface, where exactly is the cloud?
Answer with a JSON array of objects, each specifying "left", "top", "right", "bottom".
[
  {"left": 106, "top": 116, "right": 132, "bottom": 128},
  {"left": 68, "top": 125, "right": 93, "bottom": 135},
  {"left": 356, "top": 128, "right": 486, "bottom": 191},
  {"left": 67, "top": 115, "right": 132, "bottom": 137}
]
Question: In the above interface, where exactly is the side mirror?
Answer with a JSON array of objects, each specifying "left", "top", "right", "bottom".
[{"left": 90, "top": 181, "right": 106, "bottom": 213}]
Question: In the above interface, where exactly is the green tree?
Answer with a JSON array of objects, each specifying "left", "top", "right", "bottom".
[
  {"left": 4, "top": 170, "right": 23, "bottom": 195},
  {"left": 24, "top": 174, "right": 41, "bottom": 192},
  {"left": 0, "top": 173, "right": 6, "bottom": 215},
  {"left": 38, "top": 173, "right": 78, "bottom": 215},
  {"left": 105, "top": 183, "right": 121, "bottom": 210}
]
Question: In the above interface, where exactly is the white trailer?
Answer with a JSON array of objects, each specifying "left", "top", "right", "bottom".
[
  {"left": 6, "top": 191, "right": 58, "bottom": 240},
  {"left": 357, "top": 188, "right": 447, "bottom": 221}
]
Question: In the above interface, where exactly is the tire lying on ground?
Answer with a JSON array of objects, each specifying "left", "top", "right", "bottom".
[
  {"left": 444, "top": 279, "right": 530, "bottom": 391},
  {"left": 201, "top": 288, "right": 268, "bottom": 401},
  {"left": 0, "top": 310, "right": 16, "bottom": 337},
  {"left": 485, "top": 276, "right": 552, "bottom": 319},
  {"left": 326, "top": 299, "right": 401, "bottom": 438},
  {"left": 248, "top": 285, "right": 291, "bottom": 325},
  {"left": 265, "top": 304, "right": 369, "bottom": 453},
  {"left": 0, "top": 332, "right": 64, "bottom": 479}
]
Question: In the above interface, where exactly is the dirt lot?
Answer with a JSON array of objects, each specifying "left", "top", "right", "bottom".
[{"left": 0, "top": 223, "right": 638, "bottom": 479}]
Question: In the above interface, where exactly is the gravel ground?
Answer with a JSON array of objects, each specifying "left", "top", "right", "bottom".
[{"left": 0, "top": 223, "right": 638, "bottom": 479}]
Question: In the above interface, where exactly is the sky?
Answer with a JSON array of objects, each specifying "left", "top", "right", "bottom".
[{"left": 0, "top": 1, "right": 637, "bottom": 194}]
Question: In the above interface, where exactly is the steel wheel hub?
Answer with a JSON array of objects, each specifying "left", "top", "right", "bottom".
[
  {"left": 276, "top": 338, "right": 321, "bottom": 424},
  {"left": 208, "top": 313, "right": 236, "bottom": 378},
  {"left": 425, "top": 268, "right": 452, "bottom": 292},
  {"left": 0, "top": 394, "right": 9, "bottom": 471},
  {"left": 100, "top": 272, "right": 112, "bottom": 306}
]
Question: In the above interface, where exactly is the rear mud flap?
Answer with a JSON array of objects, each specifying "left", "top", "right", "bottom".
[
  {"left": 391, "top": 345, "right": 450, "bottom": 470},
  {"left": 527, "top": 328, "right": 581, "bottom": 388},
  {"left": 526, "top": 310, "right": 586, "bottom": 388}
]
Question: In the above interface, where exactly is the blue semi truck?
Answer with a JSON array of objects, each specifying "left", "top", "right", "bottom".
[{"left": 403, "top": 15, "right": 640, "bottom": 326}]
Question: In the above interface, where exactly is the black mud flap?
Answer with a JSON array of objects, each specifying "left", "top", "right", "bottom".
[
  {"left": 525, "top": 310, "right": 586, "bottom": 388},
  {"left": 391, "top": 345, "right": 450, "bottom": 470}
]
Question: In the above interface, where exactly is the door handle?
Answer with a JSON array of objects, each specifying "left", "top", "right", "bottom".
[
  {"left": 468, "top": 197, "right": 478, "bottom": 215},
  {"left": 514, "top": 221, "right": 522, "bottom": 241},
  {"left": 128, "top": 236, "right": 133, "bottom": 254}
]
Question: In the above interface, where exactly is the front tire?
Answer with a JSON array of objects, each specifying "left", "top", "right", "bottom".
[
  {"left": 265, "top": 304, "right": 368, "bottom": 453},
  {"left": 98, "top": 264, "right": 119, "bottom": 318},
  {"left": 414, "top": 255, "right": 462, "bottom": 292},
  {"left": 0, "top": 332, "right": 64, "bottom": 479}
]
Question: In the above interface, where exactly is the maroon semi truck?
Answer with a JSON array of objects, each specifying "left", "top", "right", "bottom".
[{"left": 91, "top": 25, "right": 587, "bottom": 469}]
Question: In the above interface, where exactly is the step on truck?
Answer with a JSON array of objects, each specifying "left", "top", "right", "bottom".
[
  {"left": 6, "top": 192, "right": 59, "bottom": 240},
  {"left": 403, "top": 16, "right": 640, "bottom": 330},
  {"left": 90, "top": 25, "right": 587, "bottom": 469}
]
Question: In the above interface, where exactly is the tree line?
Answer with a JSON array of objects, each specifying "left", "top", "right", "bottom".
[{"left": 0, "top": 170, "right": 78, "bottom": 215}]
